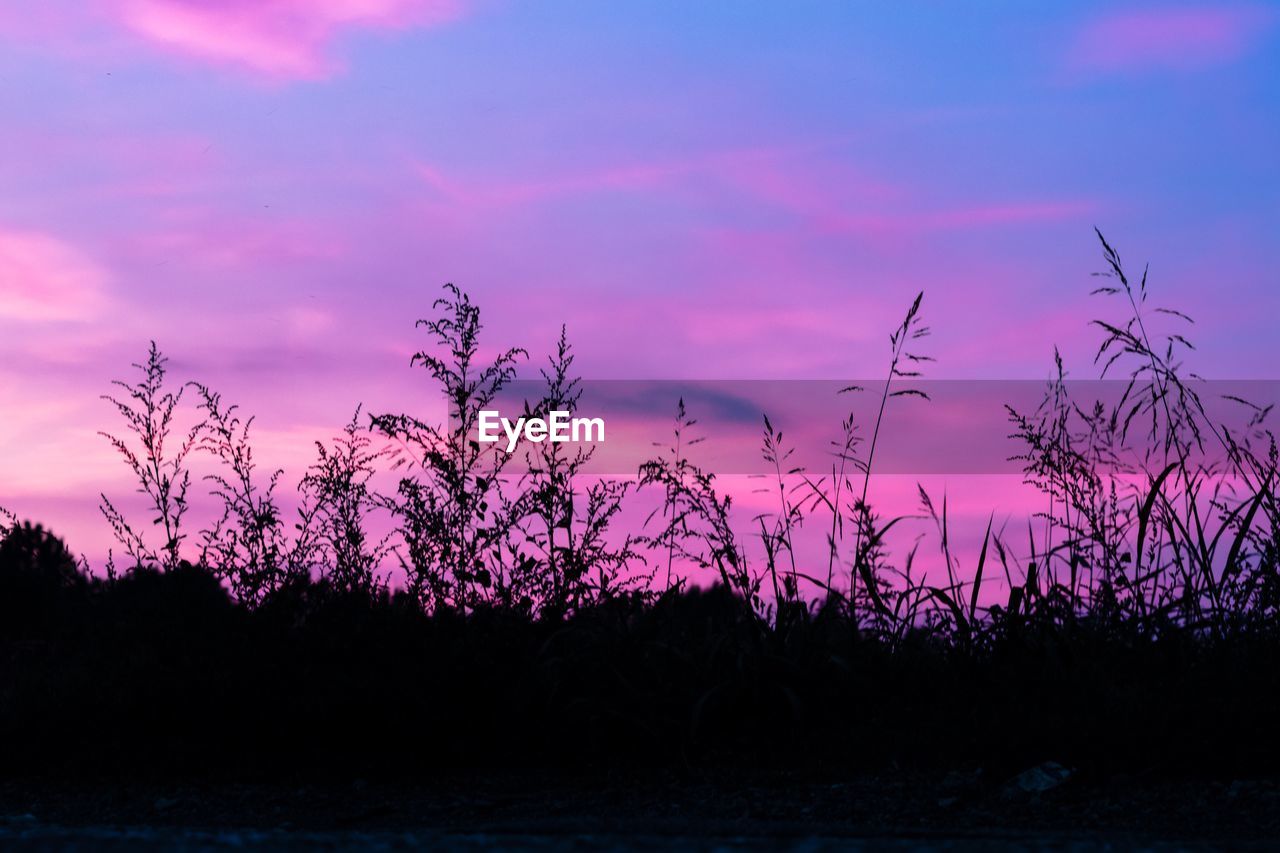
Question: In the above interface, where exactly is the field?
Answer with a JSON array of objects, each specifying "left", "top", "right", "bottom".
[{"left": 3, "top": 232, "right": 1279, "bottom": 843}]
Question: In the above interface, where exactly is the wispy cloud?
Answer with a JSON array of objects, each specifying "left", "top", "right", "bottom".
[
  {"left": 410, "top": 144, "right": 816, "bottom": 212},
  {"left": 1068, "top": 5, "right": 1274, "bottom": 74},
  {"left": 113, "top": 0, "right": 467, "bottom": 78},
  {"left": 0, "top": 0, "right": 468, "bottom": 79},
  {"left": 0, "top": 228, "right": 109, "bottom": 322},
  {"left": 411, "top": 146, "right": 1091, "bottom": 238}
]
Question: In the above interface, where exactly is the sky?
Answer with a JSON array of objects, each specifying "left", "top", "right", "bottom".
[{"left": 1, "top": 1, "right": 1279, "bottom": 560}]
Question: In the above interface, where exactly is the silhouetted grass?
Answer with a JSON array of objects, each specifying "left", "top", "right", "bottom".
[
  {"left": 3, "top": 543, "right": 1280, "bottom": 778},
  {"left": 2, "top": 230, "right": 1278, "bottom": 781}
]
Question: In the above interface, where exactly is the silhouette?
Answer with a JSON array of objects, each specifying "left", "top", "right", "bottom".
[{"left": 2, "top": 232, "right": 1280, "bottom": 840}]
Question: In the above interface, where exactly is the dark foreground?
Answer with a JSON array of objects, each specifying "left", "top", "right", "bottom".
[
  {"left": 3, "top": 772, "right": 1280, "bottom": 850},
  {"left": 7, "top": 524, "right": 1280, "bottom": 848},
  {"left": 8, "top": 553, "right": 1280, "bottom": 779}
]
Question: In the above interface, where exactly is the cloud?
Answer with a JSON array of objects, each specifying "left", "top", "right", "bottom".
[
  {"left": 0, "top": 228, "right": 109, "bottom": 322},
  {"left": 413, "top": 155, "right": 707, "bottom": 212},
  {"left": 122, "top": 213, "right": 348, "bottom": 273},
  {"left": 412, "top": 146, "right": 1092, "bottom": 243},
  {"left": 1068, "top": 6, "right": 1273, "bottom": 73},
  {"left": 110, "top": 0, "right": 466, "bottom": 78}
]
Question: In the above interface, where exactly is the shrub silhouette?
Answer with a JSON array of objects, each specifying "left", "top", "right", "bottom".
[{"left": 0, "top": 521, "right": 87, "bottom": 638}]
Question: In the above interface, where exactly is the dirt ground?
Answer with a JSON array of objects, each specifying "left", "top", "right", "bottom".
[{"left": 2, "top": 770, "right": 1279, "bottom": 850}]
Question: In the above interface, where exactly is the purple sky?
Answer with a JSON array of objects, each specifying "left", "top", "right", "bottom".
[{"left": 2, "top": 1, "right": 1278, "bottom": 559}]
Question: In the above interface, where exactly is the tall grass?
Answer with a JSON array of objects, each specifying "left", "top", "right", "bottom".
[
  {"left": 68, "top": 231, "right": 1278, "bottom": 649},
  {"left": 98, "top": 342, "right": 200, "bottom": 573},
  {"left": 5, "top": 229, "right": 1280, "bottom": 779},
  {"left": 370, "top": 283, "right": 526, "bottom": 611},
  {"left": 298, "top": 408, "right": 394, "bottom": 595},
  {"left": 509, "top": 327, "right": 639, "bottom": 614}
]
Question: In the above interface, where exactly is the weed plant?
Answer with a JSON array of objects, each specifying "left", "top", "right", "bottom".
[{"left": 2, "top": 231, "right": 1279, "bottom": 778}]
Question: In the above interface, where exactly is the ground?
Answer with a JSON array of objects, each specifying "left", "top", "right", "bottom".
[{"left": 2, "top": 771, "right": 1279, "bottom": 850}]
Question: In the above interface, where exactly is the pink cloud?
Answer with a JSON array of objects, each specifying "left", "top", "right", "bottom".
[
  {"left": 110, "top": 0, "right": 466, "bottom": 78},
  {"left": 414, "top": 156, "right": 706, "bottom": 211},
  {"left": 822, "top": 201, "right": 1096, "bottom": 240},
  {"left": 120, "top": 212, "right": 349, "bottom": 272},
  {"left": 410, "top": 141, "right": 869, "bottom": 213},
  {"left": 412, "top": 147, "right": 1092, "bottom": 246},
  {"left": 0, "top": 228, "right": 109, "bottom": 322},
  {"left": 1069, "top": 6, "right": 1273, "bottom": 73}
]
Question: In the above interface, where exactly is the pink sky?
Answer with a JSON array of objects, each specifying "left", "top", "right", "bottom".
[{"left": 1, "top": 2, "right": 1278, "bottom": 567}]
